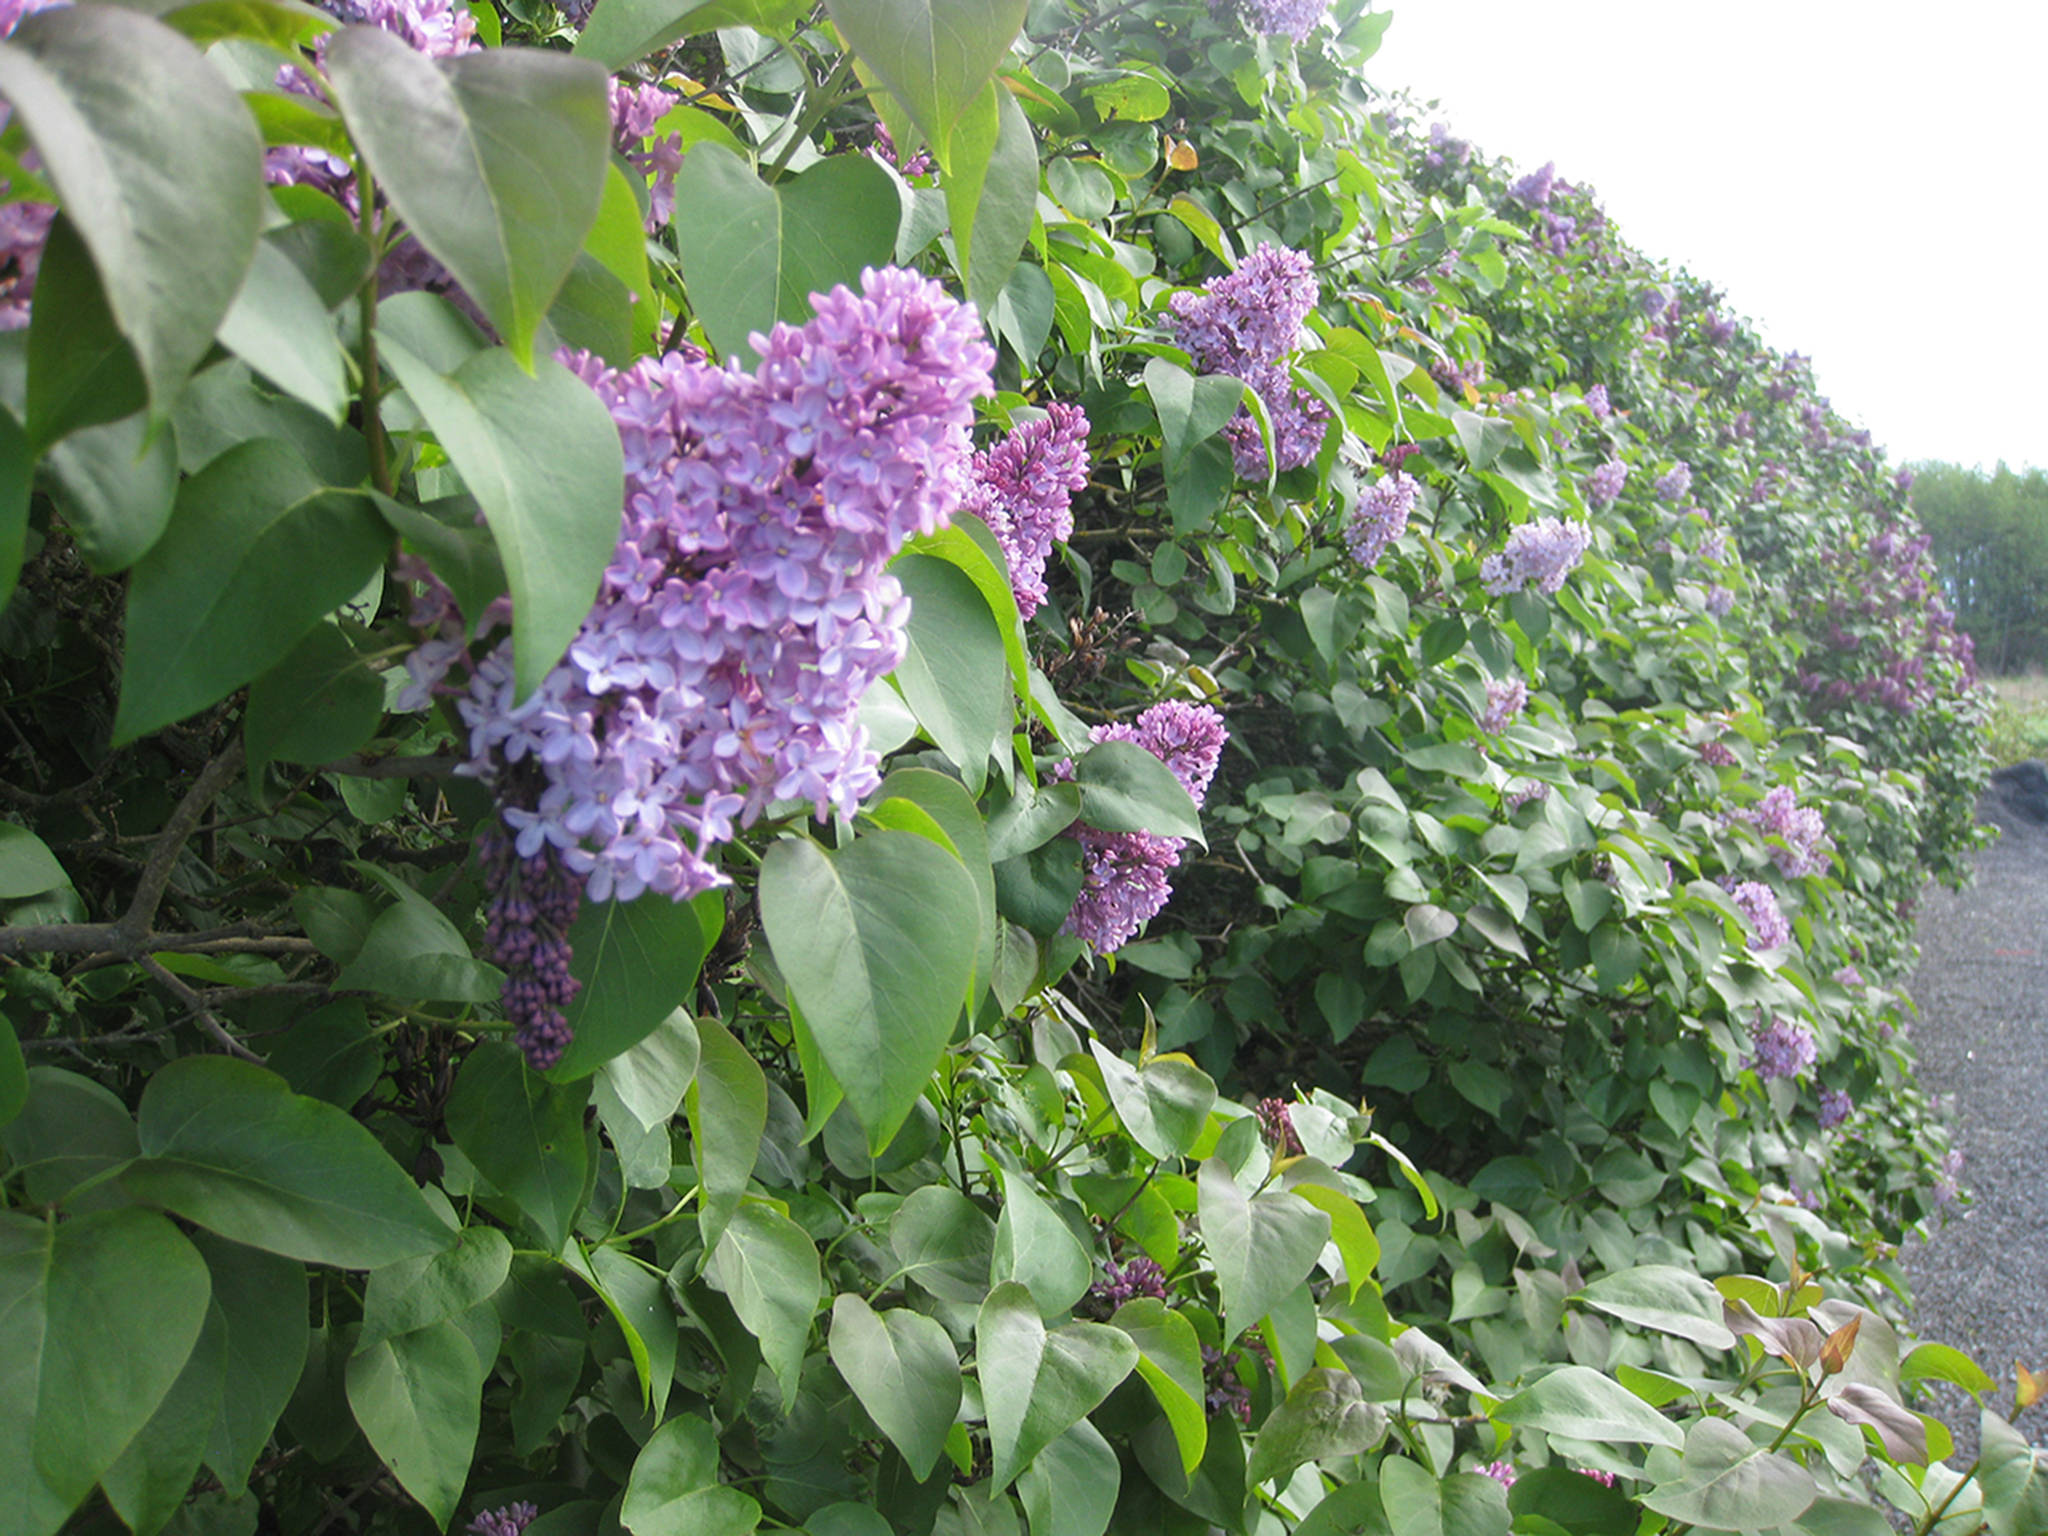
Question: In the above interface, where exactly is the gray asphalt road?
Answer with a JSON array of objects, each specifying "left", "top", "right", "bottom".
[{"left": 1900, "top": 762, "right": 2048, "bottom": 1458}]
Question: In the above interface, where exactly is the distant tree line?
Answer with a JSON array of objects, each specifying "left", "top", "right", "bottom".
[{"left": 1912, "top": 460, "right": 2048, "bottom": 674}]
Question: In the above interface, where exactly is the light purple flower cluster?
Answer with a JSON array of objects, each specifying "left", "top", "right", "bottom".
[
  {"left": 468, "top": 1503, "right": 538, "bottom": 1536},
  {"left": 1581, "top": 1469, "right": 1618, "bottom": 1488},
  {"left": 1510, "top": 161, "right": 1557, "bottom": 207},
  {"left": 1092, "top": 1255, "right": 1168, "bottom": 1311},
  {"left": 1817, "top": 1088, "right": 1853, "bottom": 1129},
  {"left": 1480, "top": 676, "right": 1526, "bottom": 734},
  {"left": 1060, "top": 702, "right": 1227, "bottom": 953},
  {"left": 1169, "top": 243, "right": 1330, "bottom": 481},
  {"left": 1542, "top": 208, "right": 1579, "bottom": 255},
  {"left": 1422, "top": 122, "right": 1473, "bottom": 170},
  {"left": 1704, "top": 585, "right": 1735, "bottom": 618},
  {"left": 1832, "top": 964, "right": 1865, "bottom": 988},
  {"left": 1479, "top": 1461, "right": 1517, "bottom": 1489},
  {"left": 1584, "top": 383, "right": 1611, "bottom": 418},
  {"left": 1584, "top": 459, "right": 1628, "bottom": 508},
  {"left": 1704, "top": 312, "right": 1738, "bottom": 345},
  {"left": 611, "top": 80, "right": 684, "bottom": 231},
  {"left": 1203, "top": 1343, "right": 1253, "bottom": 1423},
  {"left": 1735, "top": 785, "right": 1830, "bottom": 879},
  {"left": 870, "top": 122, "right": 935, "bottom": 178},
  {"left": 478, "top": 822, "right": 582, "bottom": 1069},
  {"left": 1481, "top": 517, "right": 1592, "bottom": 596},
  {"left": 1653, "top": 461, "right": 1692, "bottom": 502},
  {"left": 0, "top": 0, "right": 69, "bottom": 329},
  {"left": 1256, "top": 1097, "right": 1302, "bottom": 1157},
  {"left": 1723, "top": 879, "right": 1791, "bottom": 951},
  {"left": 425, "top": 269, "right": 992, "bottom": 912},
  {"left": 1209, "top": 0, "right": 1330, "bottom": 41},
  {"left": 1343, "top": 471, "right": 1418, "bottom": 570},
  {"left": 1934, "top": 1147, "right": 1964, "bottom": 1206},
  {"left": 1749, "top": 1015, "right": 1817, "bottom": 1081},
  {"left": 1504, "top": 780, "right": 1549, "bottom": 810},
  {"left": 1699, "top": 738, "right": 1739, "bottom": 768},
  {"left": 962, "top": 402, "right": 1090, "bottom": 617}
]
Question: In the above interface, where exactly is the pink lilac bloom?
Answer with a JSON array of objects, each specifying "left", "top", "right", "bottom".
[
  {"left": 1480, "top": 676, "right": 1527, "bottom": 734},
  {"left": 1584, "top": 459, "right": 1629, "bottom": 508},
  {"left": 1343, "top": 470, "right": 1419, "bottom": 570},
  {"left": 1748, "top": 1015, "right": 1817, "bottom": 1081},
  {"left": 1736, "top": 785, "right": 1831, "bottom": 878},
  {"left": 1699, "top": 739, "right": 1739, "bottom": 768},
  {"left": 871, "top": 121, "right": 934, "bottom": 178},
  {"left": 1059, "top": 703, "right": 1227, "bottom": 952},
  {"left": 0, "top": 0, "right": 69, "bottom": 330},
  {"left": 1724, "top": 879, "right": 1792, "bottom": 951},
  {"left": 429, "top": 268, "right": 992, "bottom": 947},
  {"left": 1209, "top": 0, "right": 1329, "bottom": 41},
  {"left": 962, "top": 402, "right": 1090, "bottom": 617},
  {"left": 1510, "top": 160, "right": 1557, "bottom": 206},
  {"left": 1584, "top": 383, "right": 1611, "bottom": 418},
  {"left": 1091, "top": 1256, "right": 1168, "bottom": 1310},
  {"left": 1817, "top": 1088, "right": 1853, "bottom": 1129},
  {"left": 1580, "top": 1469, "right": 1618, "bottom": 1488},
  {"left": 1169, "top": 243, "right": 1330, "bottom": 480},
  {"left": 1481, "top": 517, "right": 1592, "bottom": 596},
  {"left": 1653, "top": 461, "right": 1692, "bottom": 502},
  {"left": 1479, "top": 1461, "right": 1518, "bottom": 1489},
  {"left": 1256, "top": 1097, "right": 1303, "bottom": 1157},
  {"left": 469, "top": 1504, "right": 538, "bottom": 1536},
  {"left": 610, "top": 80, "right": 684, "bottom": 230}
]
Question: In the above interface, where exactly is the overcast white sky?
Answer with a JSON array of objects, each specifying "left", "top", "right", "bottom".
[{"left": 1372, "top": 1, "right": 2048, "bottom": 474}]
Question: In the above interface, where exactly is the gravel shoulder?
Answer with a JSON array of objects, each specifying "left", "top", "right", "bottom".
[{"left": 1900, "top": 762, "right": 2048, "bottom": 1456}]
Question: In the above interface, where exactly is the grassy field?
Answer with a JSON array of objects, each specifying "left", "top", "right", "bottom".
[{"left": 1985, "top": 674, "right": 2048, "bottom": 765}]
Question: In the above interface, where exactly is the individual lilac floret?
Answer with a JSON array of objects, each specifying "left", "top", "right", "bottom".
[
  {"left": 1256, "top": 1097, "right": 1303, "bottom": 1157},
  {"left": 1344, "top": 471, "right": 1419, "bottom": 570},
  {"left": 1585, "top": 459, "right": 1629, "bottom": 508},
  {"left": 1480, "top": 677, "right": 1527, "bottom": 734},
  {"left": 1724, "top": 879, "right": 1792, "bottom": 951},
  {"left": 1209, "top": 0, "right": 1330, "bottom": 41},
  {"left": 611, "top": 80, "right": 684, "bottom": 230},
  {"left": 1749, "top": 1015, "right": 1817, "bottom": 1081},
  {"left": 1653, "top": 462, "right": 1692, "bottom": 502},
  {"left": 1170, "top": 243, "right": 1330, "bottom": 480},
  {"left": 1059, "top": 703, "right": 1227, "bottom": 952},
  {"left": 437, "top": 269, "right": 993, "bottom": 911},
  {"left": 963, "top": 402, "right": 1090, "bottom": 617},
  {"left": 479, "top": 824, "right": 582, "bottom": 1071},
  {"left": 1092, "top": 1256, "right": 1168, "bottom": 1310},
  {"left": 468, "top": 1502, "right": 538, "bottom": 1536},
  {"left": 1584, "top": 383, "right": 1610, "bottom": 418},
  {"left": 1481, "top": 518, "right": 1592, "bottom": 596},
  {"left": 1478, "top": 1461, "right": 1518, "bottom": 1489},
  {"left": 1817, "top": 1088, "right": 1853, "bottom": 1129},
  {"left": 1736, "top": 785, "right": 1831, "bottom": 879},
  {"left": 1510, "top": 160, "right": 1557, "bottom": 206}
]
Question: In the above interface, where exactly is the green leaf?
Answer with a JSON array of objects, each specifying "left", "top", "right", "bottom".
[
  {"left": 41, "top": 405, "right": 177, "bottom": 577},
  {"left": 1493, "top": 1364, "right": 1685, "bottom": 1449},
  {"left": 1246, "top": 1367, "right": 1388, "bottom": 1487},
  {"left": 344, "top": 1319, "right": 484, "bottom": 1530},
  {"left": 1016, "top": 1418, "right": 1120, "bottom": 1536},
  {"left": 572, "top": 0, "right": 807, "bottom": 70},
  {"left": 905, "top": 518, "right": 1033, "bottom": 692},
  {"left": 759, "top": 831, "right": 979, "bottom": 1152},
  {"left": 0, "top": 404, "right": 27, "bottom": 607},
  {"left": 1899, "top": 1342, "right": 1997, "bottom": 1396},
  {"left": 216, "top": 237, "right": 348, "bottom": 421},
  {"left": 686, "top": 1013, "right": 767, "bottom": 1255},
  {"left": 1640, "top": 1416, "right": 1816, "bottom": 1528},
  {"left": 1573, "top": 1265, "right": 1737, "bottom": 1352},
  {"left": 598, "top": 1007, "right": 700, "bottom": 1132},
  {"left": 0, "top": 1066, "right": 137, "bottom": 1207},
  {"left": 551, "top": 890, "right": 720, "bottom": 1079},
  {"left": 893, "top": 552, "right": 1010, "bottom": 793},
  {"left": 622, "top": 1413, "right": 763, "bottom": 1536},
  {"left": 572, "top": 1244, "right": 677, "bottom": 1418},
  {"left": 669, "top": 145, "right": 901, "bottom": 365},
  {"left": 332, "top": 876, "right": 504, "bottom": 1003},
  {"left": 1145, "top": 357, "right": 1244, "bottom": 474},
  {"left": 101, "top": 1291, "right": 225, "bottom": 1536},
  {"left": 377, "top": 337, "right": 623, "bottom": 701},
  {"left": 24, "top": 213, "right": 146, "bottom": 450},
  {"left": 943, "top": 78, "right": 1038, "bottom": 316},
  {"left": 1111, "top": 1298, "right": 1206, "bottom": 1476},
  {"left": 194, "top": 1233, "right": 309, "bottom": 1493},
  {"left": 1088, "top": 1040, "right": 1215, "bottom": 1159},
  {"left": 1072, "top": 740, "right": 1206, "bottom": 846},
  {"left": 245, "top": 624, "right": 384, "bottom": 772},
  {"left": 360, "top": 1226, "right": 512, "bottom": 1350},
  {"left": 977, "top": 1281, "right": 1138, "bottom": 1492},
  {"left": 112, "top": 438, "right": 389, "bottom": 746},
  {"left": 1198, "top": 1157, "right": 1329, "bottom": 1341},
  {"left": 829, "top": 1293, "right": 963, "bottom": 1479},
  {"left": 0, "top": 1018, "right": 23, "bottom": 1132},
  {"left": 888, "top": 1183, "right": 996, "bottom": 1303},
  {"left": 445, "top": 1044, "right": 590, "bottom": 1253},
  {"left": 0, "top": 1207, "right": 212, "bottom": 1536},
  {"left": 707, "top": 1202, "right": 821, "bottom": 1410},
  {"left": 0, "top": 822, "right": 68, "bottom": 899},
  {"left": 325, "top": 33, "right": 610, "bottom": 365},
  {"left": 823, "top": 0, "right": 1028, "bottom": 167},
  {"left": 0, "top": 5, "right": 262, "bottom": 441},
  {"left": 1505, "top": 1468, "right": 1636, "bottom": 1536},
  {"left": 1286, "top": 1177, "right": 1379, "bottom": 1300},
  {"left": 991, "top": 1165, "right": 1092, "bottom": 1316},
  {"left": 123, "top": 1057, "right": 452, "bottom": 1269}
]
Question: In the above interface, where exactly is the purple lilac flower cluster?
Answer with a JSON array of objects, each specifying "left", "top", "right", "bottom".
[
  {"left": 1748, "top": 1014, "right": 1816, "bottom": 1081},
  {"left": 962, "top": 402, "right": 1090, "bottom": 617},
  {"left": 1584, "top": 383, "right": 1611, "bottom": 418},
  {"left": 1480, "top": 517, "right": 1592, "bottom": 596},
  {"left": 1510, "top": 161, "right": 1557, "bottom": 207},
  {"left": 1699, "top": 739, "right": 1739, "bottom": 768},
  {"left": 1704, "top": 312, "right": 1738, "bottom": 345},
  {"left": 1817, "top": 1087, "right": 1853, "bottom": 1130},
  {"left": 1723, "top": 879, "right": 1792, "bottom": 951},
  {"left": 1479, "top": 1461, "right": 1517, "bottom": 1489},
  {"left": 1169, "top": 243, "right": 1329, "bottom": 480},
  {"left": 610, "top": 80, "right": 684, "bottom": 231},
  {"left": 0, "top": 0, "right": 70, "bottom": 329},
  {"left": 1422, "top": 123, "right": 1473, "bottom": 171},
  {"left": 1431, "top": 356, "right": 1486, "bottom": 399},
  {"left": 1504, "top": 780, "right": 1549, "bottom": 810},
  {"left": 1584, "top": 459, "right": 1628, "bottom": 508},
  {"left": 1934, "top": 1147, "right": 1964, "bottom": 1206},
  {"left": 478, "top": 822, "right": 582, "bottom": 1069},
  {"left": 1091, "top": 1256, "right": 1168, "bottom": 1312},
  {"left": 1794, "top": 513, "right": 1977, "bottom": 714},
  {"left": 1832, "top": 964, "right": 1865, "bottom": 988},
  {"left": 1208, "top": 0, "right": 1329, "bottom": 41},
  {"left": 1480, "top": 676, "right": 1527, "bottom": 734},
  {"left": 1704, "top": 585, "right": 1735, "bottom": 618},
  {"left": 1653, "top": 461, "right": 1692, "bottom": 502},
  {"left": 1542, "top": 208, "right": 1579, "bottom": 255},
  {"left": 1734, "top": 785, "right": 1831, "bottom": 878},
  {"left": 468, "top": 1503, "right": 538, "bottom": 1536},
  {"left": 1202, "top": 1344, "right": 1253, "bottom": 1423},
  {"left": 1343, "top": 471, "right": 1418, "bottom": 571},
  {"left": 421, "top": 269, "right": 992, "bottom": 915},
  {"left": 1256, "top": 1097, "right": 1302, "bottom": 1157},
  {"left": 870, "top": 122, "right": 934, "bottom": 178},
  {"left": 1060, "top": 703, "right": 1227, "bottom": 953}
]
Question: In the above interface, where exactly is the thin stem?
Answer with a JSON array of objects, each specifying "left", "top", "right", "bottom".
[
  {"left": 766, "top": 50, "right": 857, "bottom": 180},
  {"left": 355, "top": 157, "right": 393, "bottom": 498},
  {"left": 1914, "top": 1455, "right": 1982, "bottom": 1536}
]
